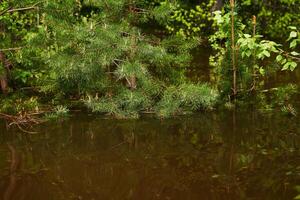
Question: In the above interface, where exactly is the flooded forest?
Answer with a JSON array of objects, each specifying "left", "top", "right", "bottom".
[{"left": 0, "top": 0, "right": 300, "bottom": 199}]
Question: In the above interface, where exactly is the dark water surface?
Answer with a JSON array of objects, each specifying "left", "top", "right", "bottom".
[{"left": 0, "top": 111, "right": 299, "bottom": 200}]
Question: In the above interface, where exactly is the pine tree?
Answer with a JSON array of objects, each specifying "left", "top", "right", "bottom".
[{"left": 18, "top": 0, "right": 217, "bottom": 117}]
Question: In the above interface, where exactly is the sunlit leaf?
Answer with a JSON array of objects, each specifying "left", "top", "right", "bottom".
[
  {"left": 276, "top": 55, "right": 283, "bottom": 62},
  {"left": 290, "top": 31, "right": 298, "bottom": 38},
  {"left": 290, "top": 40, "right": 297, "bottom": 48},
  {"left": 291, "top": 51, "right": 300, "bottom": 56}
]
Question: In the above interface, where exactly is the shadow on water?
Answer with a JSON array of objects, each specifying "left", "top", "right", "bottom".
[{"left": 0, "top": 110, "right": 299, "bottom": 200}]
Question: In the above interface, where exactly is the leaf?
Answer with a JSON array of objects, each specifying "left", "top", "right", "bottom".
[
  {"left": 295, "top": 194, "right": 300, "bottom": 200},
  {"left": 259, "top": 67, "right": 265, "bottom": 75},
  {"left": 291, "top": 51, "right": 300, "bottom": 56},
  {"left": 290, "top": 40, "right": 297, "bottom": 48},
  {"left": 289, "top": 26, "right": 297, "bottom": 30},
  {"left": 290, "top": 31, "right": 298, "bottom": 38},
  {"left": 245, "top": 50, "right": 251, "bottom": 57},
  {"left": 263, "top": 50, "right": 270, "bottom": 57},
  {"left": 282, "top": 62, "right": 290, "bottom": 70},
  {"left": 290, "top": 62, "right": 298, "bottom": 71},
  {"left": 253, "top": 64, "right": 259, "bottom": 69},
  {"left": 276, "top": 55, "right": 283, "bottom": 62},
  {"left": 281, "top": 58, "right": 287, "bottom": 65},
  {"left": 244, "top": 34, "right": 251, "bottom": 38}
]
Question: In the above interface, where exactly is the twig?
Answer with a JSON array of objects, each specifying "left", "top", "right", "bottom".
[
  {"left": 0, "top": 1, "right": 43, "bottom": 16},
  {"left": 278, "top": 48, "right": 300, "bottom": 62},
  {"left": 15, "top": 124, "right": 38, "bottom": 134},
  {"left": 0, "top": 112, "right": 45, "bottom": 134},
  {"left": 0, "top": 47, "right": 22, "bottom": 52},
  {"left": 7, "top": 6, "right": 37, "bottom": 13}
]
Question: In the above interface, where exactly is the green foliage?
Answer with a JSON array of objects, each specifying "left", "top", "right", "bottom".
[
  {"left": 239, "top": 0, "right": 300, "bottom": 39},
  {"left": 209, "top": 6, "right": 300, "bottom": 101},
  {"left": 276, "top": 27, "right": 300, "bottom": 71},
  {"left": 44, "top": 105, "right": 70, "bottom": 120},
  {"left": 14, "top": 0, "right": 209, "bottom": 118},
  {"left": 0, "top": 0, "right": 40, "bottom": 89},
  {"left": 85, "top": 83, "right": 218, "bottom": 118},
  {"left": 209, "top": 9, "right": 246, "bottom": 96},
  {"left": 2, "top": 0, "right": 298, "bottom": 118},
  {"left": 156, "top": 83, "right": 218, "bottom": 117},
  {"left": 84, "top": 88, "right": 153, "bottom": 118},
  {"left": 272, "top": 84, "right": 298, "bottom": 106},
  {"left": 0, "top": 0, "right": 38, "bottom": 48},
  {"left": 21, "top": 0, "right": 198, "bottom": 97},
  {"left": 0, "top": 94, "right": 40, "bottom": 115},
  {"left": 153, "top": 0, "right": 215, "bottom": 38},
  {"left": 257, "top": 84, "right": 298, "bottom": 116}
]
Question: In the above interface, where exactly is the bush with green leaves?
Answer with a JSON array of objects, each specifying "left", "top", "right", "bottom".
[
  {"left": 0, "top": 0, "right": 40, "bottom": 88},
  {"left": 0, "top": 94, "right": 40, "bottom": 115},
  {"left": 209, "top": 6, "right": 300, "bottom": 101}
]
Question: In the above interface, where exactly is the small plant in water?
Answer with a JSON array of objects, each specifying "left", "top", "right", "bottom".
[{"left": 45, "top": 105, "right": 70, "bottom": 120}]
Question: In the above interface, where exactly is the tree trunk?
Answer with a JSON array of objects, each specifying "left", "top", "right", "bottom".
[{"left": 0, "top": 52, "right": 12, "bottom": 94}]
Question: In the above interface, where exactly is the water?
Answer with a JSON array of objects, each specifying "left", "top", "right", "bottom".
[
  {"left": 0, "top": 111, "right": 299, "bottom": 200},
  {"left": 1, "top": 50, "right": 300, "bottom": 200}
]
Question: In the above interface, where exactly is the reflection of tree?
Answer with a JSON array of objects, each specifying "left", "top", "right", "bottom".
[
  {"left": 3, "top": 144, "right": 20, "bottom": 200},
  {"left": 0, "top": 112, "right": 299, "bottom": 199}
]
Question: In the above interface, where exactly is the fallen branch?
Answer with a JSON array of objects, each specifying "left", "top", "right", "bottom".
[{"left": 0, "top": 112, "right": 46, "bottom": 134}]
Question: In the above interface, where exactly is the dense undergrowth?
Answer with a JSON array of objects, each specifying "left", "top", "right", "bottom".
[{"left": 0, "top": 0, "right": 299, "bottom": 122}]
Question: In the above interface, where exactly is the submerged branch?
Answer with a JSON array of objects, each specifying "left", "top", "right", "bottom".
[{"left": 0, "top": 112, "right": 46, "bottom": 134}]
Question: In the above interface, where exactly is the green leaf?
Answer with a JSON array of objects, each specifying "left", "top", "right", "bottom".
[
  {"left": 290, "top": 31, "right": 298, "bottom": 38},
  {"left": 282, "top": 62, "right": 290, "bottom": 70},
  {"left": 295, "top": 194, "right": 300, "bottom": 200},
  {"left": 289, "top": 26, "right": 297, "bottom": 30},
  {"left": 244, "top": 34, "right": 251, "bottom": 38},
  {"left": 291, "top": 51, "right": 300, "bottom": 56},
  {"left": 259, "top": 67, "right": 265, "bottom": 75},
  {"left": 263, "top": 50, "right": 270, "bottom": 57},
  {"left": 276, "top": 55, "right": 283, "bottom": 62},
  {"left": 290, "top": 40, "right": 297, "bottom": 48},
  {"left": 290, "top": 62, "right": 298, "bottom": 71},
  {"left": 281, "top": 58, "right": 287, "bottom": 65},
  {"left": 246, "top": 50, "right": 251, "bottom": 57}
]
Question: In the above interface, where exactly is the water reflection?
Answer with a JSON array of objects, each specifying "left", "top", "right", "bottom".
[{"left": 0, "top": 111, "right": 299, "bottom": 200}]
